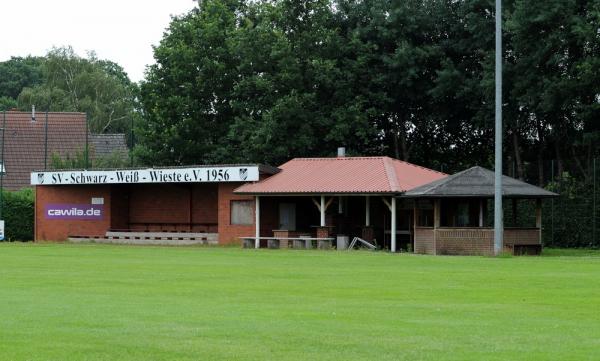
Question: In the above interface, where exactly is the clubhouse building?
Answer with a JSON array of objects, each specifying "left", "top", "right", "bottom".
[{"left": 32, "top": 150, "right": 556, "bottom": 255}]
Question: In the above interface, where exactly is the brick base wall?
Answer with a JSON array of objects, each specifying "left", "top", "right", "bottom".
[
  {"left": 35, "top": 181, "right": 263, "bottom": 244},
  {"left": 35, "top": 185, "right": 112, "bottom": 241},
  {"left": 414, "top": 228, "right": 435, "bottom": 254},
  {"left": 436, "top": 228, "right": 494, "bottom": 256},
  {"left": 217, "top": 183, "right": 255, "bottom": 245},
  {"left": 414, "top": 227, "right": 542, "bottom": 256}
]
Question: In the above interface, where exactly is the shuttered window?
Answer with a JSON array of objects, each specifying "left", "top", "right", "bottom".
[{"left": 231, "top": 200, "right": 253, "bottom": 225}]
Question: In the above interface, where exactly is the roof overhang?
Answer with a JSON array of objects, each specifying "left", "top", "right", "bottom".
[
  {"left": 233, "top": 191, "right": 403, "bottom": 196},
  {"left": 398, "top": 194, "right": 559, "bottom": 199}
]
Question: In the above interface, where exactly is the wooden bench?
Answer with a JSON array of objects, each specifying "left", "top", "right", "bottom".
[
  {"left": 240, "top": 237, "right": 335, "bottom": 250},
  {"left": 70, "top": 231, "right": 218, "bottom": 245}
]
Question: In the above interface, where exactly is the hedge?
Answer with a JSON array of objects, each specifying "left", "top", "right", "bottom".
[{"left": 1, "top": 188, "right": 34, "bottom": 241}]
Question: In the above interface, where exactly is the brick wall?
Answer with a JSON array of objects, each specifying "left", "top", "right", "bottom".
[
  {"left": 128, "top": 184, "right": 191, "bottom": 226},
  {"left": 36, "top": 180, "right": 276, "bottom": 244},
  {"left": 217, "top": 182, "right": 255, "bottom": 244},
  {"left": 191, "top": 183, "right": 218, "bottom": 228},
  {"left": 110, "top": 185, "right": 130, "bottom": 230},
  {"left": 435, "top": 228, "right": 494, "bottom": 255},
  {"left": 35, "top": 185, "right": 112, "bottom": 241},
  {"left": 125, "top": 183, "right": 218, "bottom": 232},
  {"left": 414, "top": 228, "right": 435, "bottom": 254},
  {"left": 415, "top": 227, "right": 542, "bottom": 256}
]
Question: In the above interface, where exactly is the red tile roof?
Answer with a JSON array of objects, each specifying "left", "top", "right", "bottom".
[
  {"left": 0, "top": 111, "right": 87, "bottom": 190},
  {"left": 234, "top": 156, "right": 447, "bottom": 194}
]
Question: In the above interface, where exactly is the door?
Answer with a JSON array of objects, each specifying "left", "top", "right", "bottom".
[{"left": 279, "top": 203, "right": 296, "bottom": 231}]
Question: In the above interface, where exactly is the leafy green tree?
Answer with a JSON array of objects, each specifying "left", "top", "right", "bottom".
[
  {"left": 138, "top": 0, "right": 379, "bottom": 166},
  {"left": 0, "top": 96, "right": 17, "bottom": 110},
  {"left": 507, "top": 0, "right": 600, "bottom": 183},
  {"left": 137, "top": 0, "right": 598, "bottom": 178},
  {"left": 17, "top": 47, "right": 140, "bottom": 135},
  {"left": 137, "top": 1, "right": 243, "bottom": 166},
  {"left": 0, "top": 56, "right": 44, "bottom": 102},
  {"left": 226, "top": 0, "right": 378, "bottom": 164}
]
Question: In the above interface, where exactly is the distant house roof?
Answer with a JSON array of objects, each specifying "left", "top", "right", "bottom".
[
  {"left": 402, "top": 166, "right": 558, "bottom": 198},
  {"left": 0, "top": 111, "right": 87, "bottom": 190},
  {"left": 234, "top": 156, "right": 447, "bottom": 195},
  {"left": 90, "top": 134, "right": 128, "bottom": 159}
]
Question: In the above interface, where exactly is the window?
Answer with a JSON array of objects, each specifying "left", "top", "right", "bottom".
[
  {"left": 231, "top": 200, "right": 253, "bottom": 225},
  {"left": 456, "top": 202, "right": 470, "bottom": 227}
]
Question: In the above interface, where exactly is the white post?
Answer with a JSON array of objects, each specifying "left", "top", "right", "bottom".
[
  {"left": 536, "top": 199, "right": 542, "bottom": 243},
  {"left": 338, "top": 196, "right": 343, "bottom": 214},
  {"left": 255, "top": 196, "right": 260, "bottom": 249},
  {"left": 365, "top": 196, "right": 370, "bottom": 226},
  {"left": 391, "top": 197, "right": 397, "bottom": 252},
  {"left": 320, "top": 195, "right": 326, "bottom": 226}
]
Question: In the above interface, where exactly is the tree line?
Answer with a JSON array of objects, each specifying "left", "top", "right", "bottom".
[
  {"left": 0, "top": 0, "right": 598, "bottom": 180},
  {"left": 137, "top": 0, "right": 599, "bottom": 184}
]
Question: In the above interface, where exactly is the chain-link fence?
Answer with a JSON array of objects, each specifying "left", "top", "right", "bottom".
[{"left": 495, "top": 158, "right": 598, "bottom": 248}]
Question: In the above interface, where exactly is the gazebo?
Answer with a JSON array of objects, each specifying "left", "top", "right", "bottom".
[{"left": 402, "top": 166, "right": 558, "bottom": 255}]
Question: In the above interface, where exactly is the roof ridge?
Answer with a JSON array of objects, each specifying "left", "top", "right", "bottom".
[
  {"left": 382, "top": 157, "right": 402, "bottom": 192},
  {"left": 386, "top": 156, "right": 447, "bottom": 176},
  {"left": 416, "top": 166, "right": 474, "bottom": 194},
  {"left": 291, "top": 156, "right": 385, "bottom": 161},
  {"left": 2, "top": 111, "right": 86, "bottom": 115}
]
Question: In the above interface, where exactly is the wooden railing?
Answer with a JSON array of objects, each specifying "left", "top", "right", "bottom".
[{"left": 436, "top": 228, "right": 494, "bottom": 241}]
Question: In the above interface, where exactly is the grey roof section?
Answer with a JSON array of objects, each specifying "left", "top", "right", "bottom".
[
  {"left": 402, "top": 166, "right": 558, "bottom": 198},
  {"left": 90, "top": 134, "right": 129, "bottom": 158}
]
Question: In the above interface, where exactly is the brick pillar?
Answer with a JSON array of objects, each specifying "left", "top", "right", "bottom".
[
  {"left": 316, "top": 227, "right": 330, "bottom": 239},
  {"left": 273, "top": 230, "right": 290, "bottom": 249}
]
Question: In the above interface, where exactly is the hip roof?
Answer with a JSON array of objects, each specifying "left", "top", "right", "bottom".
[
  {"left": 402, "top": 166, "right": 558, "bottom": 198},
  {"left": 234, "top": 156, "right": 446, "bottom": 195}
]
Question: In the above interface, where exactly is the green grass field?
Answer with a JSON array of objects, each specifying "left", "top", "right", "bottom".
[{"left": 1, "top": 244, "right": 599, "bottom": 361}]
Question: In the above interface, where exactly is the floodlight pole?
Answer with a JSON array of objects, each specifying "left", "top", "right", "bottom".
[
  {"left": 493, "top": 0, "right": 504, "bottom": 255},
  {"left": 0, "top": 111, "right": 5, "bottom": 221}
]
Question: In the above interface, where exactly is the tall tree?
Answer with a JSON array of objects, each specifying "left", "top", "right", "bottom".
[
  {"left": 137, "top": 1, "right": 243, "bottom": 166},
  {"left": 17, "top": 47, "right": 139, "bottom": 134},
  {"left": 508, "top": 0, "right": 600, "bottom": 183},
  {"left": 0, "top": 56, "right": 44, "bottom": 100},
  {"left": 226, "top": 0, "right": 378, "bottom": 164},
  {"left": 137, "top": 0, "right": 598, "bottom": 177},
  {"left": 0, "top": 56, "right": 44, "bottom": 110}
]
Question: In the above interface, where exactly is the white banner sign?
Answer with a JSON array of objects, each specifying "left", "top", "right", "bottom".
[{"left": 31, "top": 166, "right": 259, "bottom": 185}]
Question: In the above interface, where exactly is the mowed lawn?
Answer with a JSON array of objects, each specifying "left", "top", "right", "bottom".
[{"left": 1, "top": 244, "right": 599, "bottom": 361}]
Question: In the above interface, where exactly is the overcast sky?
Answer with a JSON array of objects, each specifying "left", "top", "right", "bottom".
[{"left": 0, "top": 0, "right": 196, "bottom": 82}]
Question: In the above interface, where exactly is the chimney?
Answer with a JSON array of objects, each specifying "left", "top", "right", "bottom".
[
  {"left": 31, "top": 105, "right": 36, "bottom": 122},
  {"left": 337, "top": 147, "right": 346, "bottom": 157}
]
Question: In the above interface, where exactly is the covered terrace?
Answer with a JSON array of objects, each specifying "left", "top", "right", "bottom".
[{"left": 234, "top": 155, "right": 446, "bottom": 251}]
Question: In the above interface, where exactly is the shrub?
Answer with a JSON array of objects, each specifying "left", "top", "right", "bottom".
[{"left": 1, "top": 188, "right": 34, "bottom": 241}]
